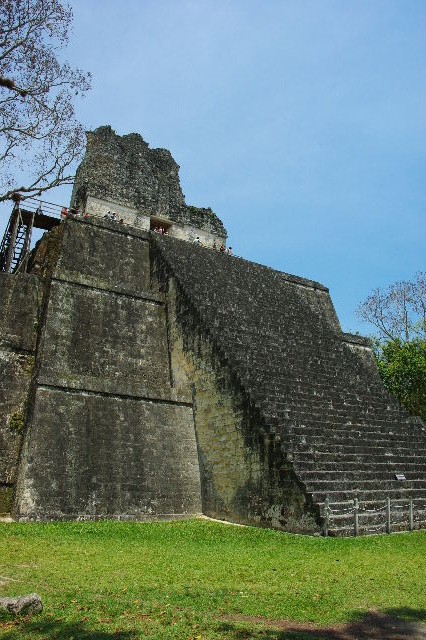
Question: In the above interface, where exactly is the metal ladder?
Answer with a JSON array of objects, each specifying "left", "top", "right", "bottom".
[{"left": 0, "top": 205, "right": 35, "bottom": 273}]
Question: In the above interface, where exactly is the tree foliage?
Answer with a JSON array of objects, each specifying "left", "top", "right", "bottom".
[
  {"left": 375, "top": 339, "right": 426, "bottom": 422},
  {"left": 358, "top": 274, "right": 426, "bottom": 421},
  {"left": 0, "top": 0, "right": 91, "bottom": 202}
]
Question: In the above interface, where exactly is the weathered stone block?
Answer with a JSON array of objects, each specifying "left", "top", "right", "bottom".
[
  {"left": 38, "top": 280, "right": 171, "bottom": 398},
  {"left": 15, "top": 386, "right": 201, "bottom": 520},
  {"left": 0, "top": 351, "right": 34, "bottom": 483},
  {"left": 55, "top": 218, "right": 151, "bottom": 295},
  {"left": 0, "top": 274, "right": 41, "bottom": 352}
]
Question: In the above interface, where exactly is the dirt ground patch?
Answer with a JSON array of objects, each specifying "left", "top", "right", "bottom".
[{"left": 220, "top": 611, "right": 426, "bottom": 639}]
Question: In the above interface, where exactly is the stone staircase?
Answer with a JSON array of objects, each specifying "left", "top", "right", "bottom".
[
  {"left": 152, "top": 234, "right": 426, "bottom": 535},
  {"left": 288, "top": 419, "right": 426, "bottom": 534}
]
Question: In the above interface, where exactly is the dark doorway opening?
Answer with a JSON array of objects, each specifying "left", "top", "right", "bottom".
[{"left": 150, "top": 217, "right": 171, "bottom": 235}]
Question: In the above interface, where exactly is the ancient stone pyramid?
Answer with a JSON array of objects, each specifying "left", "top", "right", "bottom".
[{"left": 1, "top": 126, "right": 425, "bottom": 534}]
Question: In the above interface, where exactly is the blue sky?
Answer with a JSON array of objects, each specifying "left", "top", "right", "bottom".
[{"left": 1, "top": 1, "right": 425, "bottom": 334}]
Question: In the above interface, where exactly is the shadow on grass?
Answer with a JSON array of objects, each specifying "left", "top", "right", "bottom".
[
  {"left": 0, "top": 617, "right": 137, "bottom": 639},
  {"left": 1, "top": 608, "right": 426, "bottom": 639},
  {"left": 218, "top": 608, "right": 426, "bottom": 639}
]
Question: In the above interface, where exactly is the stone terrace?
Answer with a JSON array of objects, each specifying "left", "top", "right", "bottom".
[{"left": 152, "top": 234, "right": 426, "bottom": 535}]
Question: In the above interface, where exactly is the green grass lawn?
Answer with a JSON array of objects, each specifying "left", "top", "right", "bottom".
[{"left": 0, "top": 519, "right": 425, "bottom": 639}]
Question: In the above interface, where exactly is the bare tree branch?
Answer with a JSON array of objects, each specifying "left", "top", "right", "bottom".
[
  {"left": 0, "top": 0, "right": 91, "bottom": 202},
  {"left": 357, "top": 275, "right": 426, "bottom": 343}
]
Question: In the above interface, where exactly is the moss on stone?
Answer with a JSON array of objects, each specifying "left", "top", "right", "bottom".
[
  {"left": 0, "top": 487, "right": 13, "bottom": 515},
  {"left": 9, "top": 408, "right": 26, "bottom": 434},
  {"left": 22, "top": 356, "right": 35, "bottom": 378}
]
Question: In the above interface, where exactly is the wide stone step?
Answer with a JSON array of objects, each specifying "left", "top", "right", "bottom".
[
  {"left": 246, "top": 370, "right": 389, "bottom": 393},
  {"left": 285, "top": 446, "right": 426, "bottom": 463},
  {"left": 300, "top": 469, "right": 426, "bottom": 482},
  {"left": 294, "top": 452, "right": 426, "bottom": 470},
  {"left": 280, "top": 438, "right": 426, "bottom": 457},
  {"left": 296, "top": 463, "right": 426, "bottom": 479},
  {"left": 307, "top": 477, "right": 426, "bottom": 492},
  {"left": 281, "top": 429, "right": 426, "bottom": 448},
  {"left": 257, "top": 380, "right": 401, "bottom": 404},
  {"left": 284, "top": 422, "right": 426, "bottom": 440},
  {"left": 311, "top": 486, "right": 426, "bottom": 503},
  {"left": 262, "top": 403, "right": 404, "bottom": 419},
  {"left": 317, "top": 496, "right": 426, "bottom": 514},
  {"left": 292, "top": 451, "right": 426, "bottom": 465}
]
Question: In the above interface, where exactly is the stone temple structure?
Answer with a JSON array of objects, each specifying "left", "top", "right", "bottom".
[{"left": 1, "top": 125, "right": 425, "bottom": 535}]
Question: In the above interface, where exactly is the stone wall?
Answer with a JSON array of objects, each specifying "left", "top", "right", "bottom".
[
  {"left": 14, "top": 217, "right": 202, "bottom": 521},
  {"left": 0, "top": 274, "right": 41, "bottom": 514}
]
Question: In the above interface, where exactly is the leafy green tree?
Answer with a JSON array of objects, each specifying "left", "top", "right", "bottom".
[
  {"left": 375, "top": 339, "right": 426, "bottom": 421},
  {"left": 358, "top": 273, "right": 426, "bottom": 421}
]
